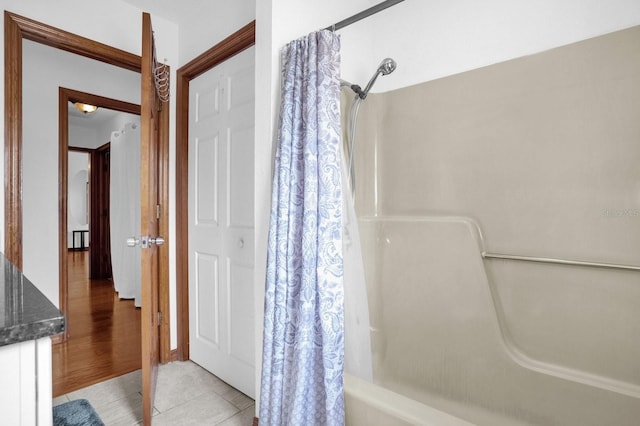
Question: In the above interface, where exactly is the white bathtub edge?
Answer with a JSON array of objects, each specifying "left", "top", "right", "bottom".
[{"left": 344, "top": 374, "right": 476, "bottom": 426}]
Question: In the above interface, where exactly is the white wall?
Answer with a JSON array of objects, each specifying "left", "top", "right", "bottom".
[
  {"left": 255, "top": 0, "right": 640, "bottom": 408},
  {"left": 69, "top": 111, "right": 141, "bottom": 151},
  {"left": 97, "top": 112, "right": 141, "bottom": 146},
  {"left": 69, "top": 123, "right": 100, "bottom": 150},
  {"left": 339, "top": 0, "right": 640, "bottom": 93},
  {"left": 0, "top": 0, "right": 178, "bottom": 60},
  {"left": 176, "top": 0, "right": 255, "bottom": 66},
  {"left": 67, "top": 151, "right": 89, "bottom": 248}
]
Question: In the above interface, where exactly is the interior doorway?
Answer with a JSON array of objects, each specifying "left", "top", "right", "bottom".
[
  {"left": 175, "top": 20, "right": 255, "bottom": 363},
  {"left": 187, "top": 45, "right": 256, "bottom": 398},
  {"left": 3, "top": 12, "right": 171, "bottom": 364},
  {"left": 58, "top": 88, "right": 141, "bottom": 341},
  {"left": 53, "top": 89, "right": 143, "bottom": 395}
]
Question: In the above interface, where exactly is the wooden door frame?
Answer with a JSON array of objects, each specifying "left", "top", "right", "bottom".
[
  {"left": 175, "top": 20, "right": 255, "bottom": 360},
  {"left": 89, "top": 141, "right": 112, "bottom": 280},
  {"left": 59, "top": 87, "right": 140, "bottom": 342},
  {"left": 4, "top": 11, "right": 171, "bottom": 362}
]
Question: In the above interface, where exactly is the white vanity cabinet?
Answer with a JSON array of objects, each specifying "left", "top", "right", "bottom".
[
  {"left": 0, "top": 338, "right": 54, "bottom": 425},
  {"left": 0, "top": 254, "right": 64, "bottom": 426}
]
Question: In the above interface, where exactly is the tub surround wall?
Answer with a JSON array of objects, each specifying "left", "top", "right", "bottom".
[
  {"left": 352, "top": 26, "right": 640, "bottom": 425},
  {"left": 357, "top": 217, "right": 640, "bottom": 425},
  {"left": 360, "top": 25, "right": 640, "bottom": 263}
]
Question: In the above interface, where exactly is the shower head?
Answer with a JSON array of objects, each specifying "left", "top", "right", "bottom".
[
  {"left": 378, "top": 57, "right": 397, "bottom": 75},
  {"left": 360, "top": 57, "right": 397, "bottom": 99},
  {"left": 341, "top": 58, "right": 397, "bottom": 100}
]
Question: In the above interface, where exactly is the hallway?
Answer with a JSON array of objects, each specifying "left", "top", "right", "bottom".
[{"left": 52, "top": 251, "right": 141, "bottom": 396}]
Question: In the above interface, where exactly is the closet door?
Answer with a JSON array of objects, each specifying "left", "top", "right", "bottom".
[{"left": 188, "top": 46, "right": 256, "bottom": 398}]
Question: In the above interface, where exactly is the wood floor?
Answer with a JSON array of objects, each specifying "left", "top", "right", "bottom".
[{"left": 52, "top": 250, "right": 141, "bottom": 397}]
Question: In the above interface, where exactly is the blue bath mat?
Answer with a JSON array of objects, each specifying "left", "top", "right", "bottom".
[{"left": 53, "top": 399, "right": 105, "bottom": 426}]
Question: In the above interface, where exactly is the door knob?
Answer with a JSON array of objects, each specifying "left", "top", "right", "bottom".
[
  {"left": 126, "top": 236, "right": 164, "bottom": 248},
  {"left": 150, "top": 236, "right": 165, "bottom": 246}
]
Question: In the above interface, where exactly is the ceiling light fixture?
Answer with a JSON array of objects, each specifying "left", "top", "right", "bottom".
[{"left": 74, "top": 102, "right": 98, "bottom": 114}]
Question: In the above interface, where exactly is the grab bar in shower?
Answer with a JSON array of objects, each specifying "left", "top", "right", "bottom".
[{"left": 482, "top": 252, "right": 640, "bottom": 272}]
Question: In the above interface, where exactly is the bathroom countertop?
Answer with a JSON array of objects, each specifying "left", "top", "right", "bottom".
[{"left": 0, "top": 253, "right": 65, "bottom": 346}]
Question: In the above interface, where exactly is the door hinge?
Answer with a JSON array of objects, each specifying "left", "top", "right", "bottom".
[
  {"left": 157, "top": 311, "right": 163, "bottom": 326},
  {"left": 156, "top": 204, "right": 161, "bottom": 220}
]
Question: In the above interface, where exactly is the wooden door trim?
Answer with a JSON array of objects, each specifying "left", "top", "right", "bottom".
[
  {"left": 5, "top": 11, "right": 170, "bottom": 361},
  {"left": 5, "top": 10, "right": 140, "bottom": 268},
  {"left": 59, "top": 87, "right": 140, "bottom": 342},
  {"left": 90, "top": 142, "right": 110, "bottom": 279},
  {"left": 175, "top": 20, "right": 255, "bottom": 361},
  {"left": 7, "top": 11, "right": 140, "bottom": 72}
]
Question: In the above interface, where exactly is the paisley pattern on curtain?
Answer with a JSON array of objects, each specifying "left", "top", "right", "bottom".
[{"left": 260, "top": 30, "right": 344, "bottom": 426}]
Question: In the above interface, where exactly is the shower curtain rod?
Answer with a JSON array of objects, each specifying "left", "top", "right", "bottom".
[{"left": 325, "top": 0, "right": 405, "bottom": 32}]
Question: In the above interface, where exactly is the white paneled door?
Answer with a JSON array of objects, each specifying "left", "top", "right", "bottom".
[{"left": 188, "top": 46, "right": 255, "bottom": 398}]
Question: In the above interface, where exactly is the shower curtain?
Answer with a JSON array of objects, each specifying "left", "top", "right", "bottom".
[
  {"left": 341, "top": 89, "right": 374, "bottom": 382},
  {"left": 109, "top": 122, "right": 141, "bottom": 307},
  {"left": 341, "top": 146, "right": 373, "bottom": 382},
  {"left": 260, "top": 30, "right": 345, "bottom": 425}
]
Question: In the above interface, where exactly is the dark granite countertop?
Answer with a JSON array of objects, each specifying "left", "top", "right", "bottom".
[{"left": 0, "top": 253, "right": 65, "bottom": 346}]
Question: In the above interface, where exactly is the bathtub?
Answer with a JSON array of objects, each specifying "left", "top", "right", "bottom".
[
  {"left": 345, "top": 374, "right": 474, "bottom": 426},
  {"left": 344, "top": 216, "right": 640, "bottom": 426}
]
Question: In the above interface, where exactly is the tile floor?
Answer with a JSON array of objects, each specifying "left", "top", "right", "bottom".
[{"left": 53, "top": 361, "right": 255, "bottom": 425}]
